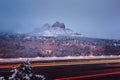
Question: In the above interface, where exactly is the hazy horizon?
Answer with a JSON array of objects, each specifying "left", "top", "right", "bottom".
[{"left": 0, "top": 0, "right": 120, "bottom": 39}]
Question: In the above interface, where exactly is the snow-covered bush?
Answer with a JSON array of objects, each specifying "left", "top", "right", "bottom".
[
  {"left": 0, "top": 60, "right": 45, "bottom": 80},
  {"left": 0, "top": 77, "right": 5, "bottom": 80}
]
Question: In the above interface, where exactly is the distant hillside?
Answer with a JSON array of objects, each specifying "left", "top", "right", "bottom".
[{"left": 0, "top": 32, "right": 120, "bottom": 58}]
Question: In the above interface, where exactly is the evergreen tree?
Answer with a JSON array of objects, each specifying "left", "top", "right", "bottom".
[{"left": 8, "top": 60, "right": 45, "bottom": 80}]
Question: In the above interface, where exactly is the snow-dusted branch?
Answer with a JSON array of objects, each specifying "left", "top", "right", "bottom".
[{"left": 0, "top": 60, "right": 46, "bottom": 80}]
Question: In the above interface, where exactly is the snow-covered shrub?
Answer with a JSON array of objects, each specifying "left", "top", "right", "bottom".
[
  {"left": 0, "top": 60, "right": 45, "bottom": 80},
  {"left": 0, "top": 76, "right": 5, "bottom": 80}
]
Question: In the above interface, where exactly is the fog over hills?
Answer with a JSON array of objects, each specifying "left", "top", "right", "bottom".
[{"left": 28, "top": 21, "right": 81, "bottom": 37}]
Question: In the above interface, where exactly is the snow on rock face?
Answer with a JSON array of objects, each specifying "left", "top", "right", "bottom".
[
  {"left": 52, "top": 21, "right": 65, "bottom": 29},
  {"left": 29, "top": 21, "right": 81, "bottom": 37}
]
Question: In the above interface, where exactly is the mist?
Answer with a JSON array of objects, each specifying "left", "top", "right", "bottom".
[{"left": 0, "top": 0, "right": 120, "bottom": 39}]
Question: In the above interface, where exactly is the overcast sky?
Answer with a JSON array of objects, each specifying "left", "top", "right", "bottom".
[{"left": 0, "top": 0, "right": 120, "bottom": 39}]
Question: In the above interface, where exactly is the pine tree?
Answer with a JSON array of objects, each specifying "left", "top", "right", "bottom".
[{"left": 8, "top": 60, "right": 45, "bottom": 80}]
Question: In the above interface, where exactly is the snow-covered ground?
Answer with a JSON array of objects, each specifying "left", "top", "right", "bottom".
[{"left": 0, "top": 55, "right": 120, "bottom": 63}]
